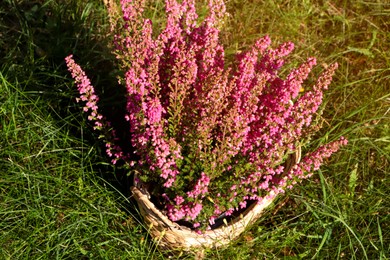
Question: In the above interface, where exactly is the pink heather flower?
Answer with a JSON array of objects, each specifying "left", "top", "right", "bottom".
[
  {"left": 214, "top": 205, "right": 222, "bottom": 216},
  {"left": 65, "top": 55, "right": 98, "bottom": 112},
  {"left": 174, "top": 196, "right": 185, "bottom": 205},
  {"left": 283, "top": 137, "right": 348, "bottom": 184},
  {"left": 65, "top": 55, "right": 128, "bottom": 163},
  {"left": 208, "top": 216, "right": 216, "bottom": 226},
  {"left": 188, "top": 203, "right": 203, "bottom": 220},
  {"left": 239, "top": 200, "right": 247, "bottom": 209},
  {"left": 187, "top": 172, "right": 210, "bottom": 199},
  {"left": 166, "top": 204, "right": 185, "bottom": 221},
  {"left": 69, "top": 0, "right": 346, "bottom": 227},
  {"left": 224, "top": 208, "right": 234, "bottom": 217},
  {"left": 166, "top": 201, "right": 203, "bottom": 221}
]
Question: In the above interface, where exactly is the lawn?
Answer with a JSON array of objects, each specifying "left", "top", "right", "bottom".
[{"left": 1, "top": 0, "right": 389, "bottom": 259}]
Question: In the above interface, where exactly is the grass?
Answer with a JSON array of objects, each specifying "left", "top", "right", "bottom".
[{"left": 0, "top": 0, "right": 389, "bottom": 259}]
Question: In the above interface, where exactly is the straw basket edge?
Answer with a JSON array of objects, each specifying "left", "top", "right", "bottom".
[{"left": 130, "top": 147, "right": 301, "bottom": 251}]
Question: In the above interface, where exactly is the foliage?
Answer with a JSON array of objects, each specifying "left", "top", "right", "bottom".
[
  {"left": 1, "top": 0, "right": 388, "bottom": 258},
  {"left": 66, "top": 0, "right": 347, "bottom": 230}
]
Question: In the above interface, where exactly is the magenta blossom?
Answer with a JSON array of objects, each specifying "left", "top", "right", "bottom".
[{"left": 66, "top": 0, "right": 347, "bottom": 230}]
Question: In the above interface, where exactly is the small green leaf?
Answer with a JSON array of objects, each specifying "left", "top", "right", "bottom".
[
  {"left": 347, "top": 47, "right": 374, "bottom": 58},
  {"left": 78, "top": 177, "right": 84, "bottom": 193},
  {"left": 348, "top": 163, "right": 358, "bottom": 196},
  {"left": 368, "top": 30, "right": 378, "bottom": 49},
  {"left": 79, "top": 247, "right": 88, "bottom": 256},
  {"left": 223, "top": 218, "right": 228, "bottom": 226}
]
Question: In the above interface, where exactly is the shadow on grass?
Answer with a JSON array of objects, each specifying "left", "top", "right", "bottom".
[{"left": 0, "top": 0, "right": 142, "bottom": 227}]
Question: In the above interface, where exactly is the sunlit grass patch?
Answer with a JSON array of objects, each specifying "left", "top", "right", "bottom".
[{"left": 1, "top": 0, "right": 389, "bottom": 259}]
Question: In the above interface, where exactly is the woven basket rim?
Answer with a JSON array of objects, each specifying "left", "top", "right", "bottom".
[{"left": 131, "top": 147, "right": 301, "bottom": 250}]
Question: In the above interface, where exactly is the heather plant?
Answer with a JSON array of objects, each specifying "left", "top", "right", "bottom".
[{"left": 66, "top": 0, "right": 347, "bottom": 231}]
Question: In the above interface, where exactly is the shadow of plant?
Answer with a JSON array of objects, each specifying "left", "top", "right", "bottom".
[{"left": 0, "top": 0, "right": 136, "bottom": 202}]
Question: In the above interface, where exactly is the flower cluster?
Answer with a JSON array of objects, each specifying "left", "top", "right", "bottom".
[
  {"left": 66, "top": 0, "right": 347, "bottom": 230},
  {"left": 65, "top": 55, "right": 125, "bottom": 164}
]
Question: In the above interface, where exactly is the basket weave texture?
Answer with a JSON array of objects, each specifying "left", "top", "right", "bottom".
[{"left": 131, "top": 147, "right": 301, "bottom": 251}]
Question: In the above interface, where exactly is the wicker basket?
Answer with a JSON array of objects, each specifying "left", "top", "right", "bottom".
[{"left": 130, "top": 147, "right": 301, "bottom": 251}]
